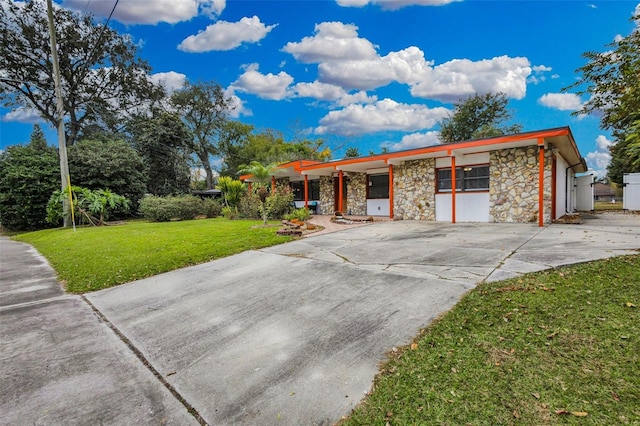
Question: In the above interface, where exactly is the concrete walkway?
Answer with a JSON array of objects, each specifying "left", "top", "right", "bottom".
[{"left": 1, "top": 214, "right": 639, "bottom": 425}]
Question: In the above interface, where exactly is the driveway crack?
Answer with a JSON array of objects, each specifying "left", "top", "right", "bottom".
[{"left": 81, "top": 295, "right": 208, "bottom": 426}]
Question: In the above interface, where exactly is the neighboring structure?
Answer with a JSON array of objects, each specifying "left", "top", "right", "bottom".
[
  {"left": 241, "top": 127, "right": 588, "bottom": 227},
  {"left": 593, "top": 182, "right": 616, "bottom": 201}
]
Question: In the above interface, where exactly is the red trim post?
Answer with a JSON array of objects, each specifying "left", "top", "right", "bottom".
[
  {"left": 304, "top": 174, "right": 309, "bottom": 209},
  {"left": 389, "top": 165, "right": 394, "bottom": 219},
  {"left": 338, "top": 170, "right": 344, "bottom": 213},
  {"left": 248, "top": 182, "right": 252, "bottom": 192},
  {"left": 538, "top": 140, "right": 545, "bottom": 227},
  {"left": 271, "top": 176, "right": 276, "bottom": 193},
  {"left": 451, "top": 155, "right": 456, "bottom": 224}
]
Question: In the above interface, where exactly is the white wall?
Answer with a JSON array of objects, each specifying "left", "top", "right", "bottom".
[
  {"left": 435, "top": 153, "right": 490, "bottom": 168},
  {"left": 367, "top": 199, "right": 390, "bottom": 216},
  {"left": 435, "top": 193, "right": 490, "bottom": 222},
  {"left": 555, "top": 155, "right": 568, "bottom": 220}
]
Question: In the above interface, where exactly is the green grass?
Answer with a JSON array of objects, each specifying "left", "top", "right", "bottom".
[
  {"left": 595, "top": 201, "right": 624, "bottom": 211},
  {"left": 342, "top": 255, "right": 640, "bottom": 425},
  {"left": 14, "top": 218, "right": 292, "bottom": 293}
]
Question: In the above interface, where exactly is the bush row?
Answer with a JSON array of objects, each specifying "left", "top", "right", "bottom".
[{"left": 139, "top": 195, "right": 222, "bottom": 222}]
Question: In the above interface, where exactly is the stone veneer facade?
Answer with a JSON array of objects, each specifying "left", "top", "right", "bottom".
[
  {"left": 319, "top": 176, "right": 334, "bottom": 215},
  {"left": 393, "top": 158, "right": 436, "bottom": 221},
  {"left": 287, "top": 146, "right": 554, "bottom": 223},
  {"left": 489, "top": 147, "right": 553, "bottom": 223},
  {"left": 346, "top": 172, "right": 367, "bottom": 216}
]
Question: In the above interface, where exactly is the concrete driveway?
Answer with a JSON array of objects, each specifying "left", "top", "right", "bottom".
[{"left": 2, "top": 214, "right": 639, "bottom": 425}]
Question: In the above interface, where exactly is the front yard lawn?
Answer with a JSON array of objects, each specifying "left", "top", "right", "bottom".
[
  {"left": 14, "top": 218, "right": 292, "bottom": 293},
  {"left": 342, "top": 255, "right": 640, "bottom": 425}
]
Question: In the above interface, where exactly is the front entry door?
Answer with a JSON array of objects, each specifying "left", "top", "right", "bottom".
[{"left": 333, "top": 176, "right": 348, "bottom": 213}]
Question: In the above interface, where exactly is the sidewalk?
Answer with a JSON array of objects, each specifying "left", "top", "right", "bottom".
[{"left": 0, "top": 237, "right": 197, "bottom": 425}]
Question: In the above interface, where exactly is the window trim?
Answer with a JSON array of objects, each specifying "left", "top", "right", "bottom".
[
  {"left": 367, "top": 173, "right": 390, "bottom": 199},
  {"left": 436, "top": 163, "right": 490, "bottom": 193},
  {"left": 290, "top": 179, "right": 320, "bottom": 201}
]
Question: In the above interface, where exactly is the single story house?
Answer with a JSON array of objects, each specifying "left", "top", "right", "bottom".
[
  {"left": 593, "top": 182, "right": 616, "bottom": 201},
  {"left": 241, "top": 127, "right": 589, "bottom": 227}
]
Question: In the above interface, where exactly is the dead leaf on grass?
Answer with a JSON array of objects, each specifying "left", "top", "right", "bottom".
[
  {"left": 625, "top": 302, "right": 636, "bottom": 308},
  {"left": 532, "top": 392, "right": 541, "bottom": 399},
  {"left": 572, "top": 412, "right": 589, "bottom": 417},
  {"left": 410, "top": 342, "right": 418, "bottom": 350}
]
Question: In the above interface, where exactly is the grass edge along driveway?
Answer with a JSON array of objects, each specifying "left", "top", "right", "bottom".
[
  {"left": 14, "top": 218, "right": 292, "bottom": 293},
  {"left": 341, "top": 255, "right": 640, "bottom": 425}
]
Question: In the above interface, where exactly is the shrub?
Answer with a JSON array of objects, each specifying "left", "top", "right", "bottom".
[
  {"left": 203, "top": 199, "right": 223, "bottom": 218},
  {"left": 47, "top": 186, "right": 130, "bottom": 226},
  {"left": 266, "top": 186, "right": 294, "bottom": 219},
  {"left": 221, "top": 206, "right": 239, "bottom": 220},
  {"left": 139, "top": 195, "right": 205, "bottom": 221},
  {"left": 68, "top": 139, "right": 148, "bottom": 214},
  {"left": 285, "top": 208, "right": 311, "bottom": 222},
  {"left": 0, "top": 143, "right": 60, "bottom": 230},
  {"left": 238, "top": 192, "right": 261, "bottom": 219}
]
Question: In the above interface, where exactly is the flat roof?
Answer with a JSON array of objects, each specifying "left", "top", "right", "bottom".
[{"left": 241, "top": 127, "right": 587, "bottom": 181}]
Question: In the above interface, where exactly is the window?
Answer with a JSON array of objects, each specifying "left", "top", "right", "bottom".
[
  {"left": 368, "top": 174, "right": 389, "bottom": 199},
  {"left": 291, "top": 180, "right": 320, "bottom": 201},
  {"left": 437, "top": 165, "right": 489, "bottom": 192}
]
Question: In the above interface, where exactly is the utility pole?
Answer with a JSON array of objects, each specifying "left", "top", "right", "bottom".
[{"left": 46, "top": 0, "right": 72, "bottom": 227}]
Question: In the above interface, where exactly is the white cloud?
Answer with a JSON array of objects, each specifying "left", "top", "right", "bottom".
[
  {"left": 336, "top": 0, "right": 460, "bottom": 10},
  {"left": 2, "top": 107, "right": 43, "bottom": 124},
  {"left": 282, "top": 22, "right": 378, "bottom": 63},
  {"left": 383, "top": 131, "right": 441, "bottom": 151},
  {"left": 314, "top": 98, "right": 450, "bottom": 135},
  {"left": 292, "top": 81, "right": 377, "bottom": 106},
  {"left": 538, "top": 93, "right": 583, "bottom": 111},
  {"left": 595, "top": 134, "right": 612, "bottom": 152},
  {"left": 63, "top": 0, "right": 225, "bottom": 25},
  {"left": 149, "top": 71, "right": 187, "bottom": 94},
  {"left": 284, "top": 23, "right": 532, "bottom": 101},
  {"left": 585, "top": 135, "right": 612, "bottom": 178},
  {"left": 178, "top": 16, "right": 277, "bottom": 52},
  {"left": 409, "top": 55, "right": 531, "bottom": 101},
  {"left": 224, "top": 87, "right": 253, "bottom": 118},
  {"left": 314, "top": 45, "right": 530, "bottom": 100},
  {"left": 231, "top": 64, "right": 294, "bottom": 100}
]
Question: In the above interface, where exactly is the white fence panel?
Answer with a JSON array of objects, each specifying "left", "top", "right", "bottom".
[
  {"left": 623, "top": 173, "right": 640, "bottom": 210},
  {"left": 575, "top": 174, "right": 594, "bottom": 211}
]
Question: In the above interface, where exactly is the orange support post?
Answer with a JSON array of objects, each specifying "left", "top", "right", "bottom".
[
  {"left": 248, "top": 182, "right": 252, "bottom": 192},
  {"left": 338, "top": 170, "right": 344, "bottom": 213},
  {"left": 389, "top": 165, "right": 394, "bottom": 219},
  {"left": 271, "top": 176, "right": 276, "bottom": 193},
  {"left": 304, "top": 174, "right": 309, "bottom": 209},
  {"left": 551, "top": 155, "right": 557, "bottom": 221},
  {"left": 538, "top": 142, "right": 545, "bottom": 227},
  {"left": 451, "top": 155, "right": 456, "bottom": 224}
]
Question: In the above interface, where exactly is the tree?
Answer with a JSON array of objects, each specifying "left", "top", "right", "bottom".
[
  {"left": 566, "top": 12, "right": 640, "bottom": 183},
  {"left": 438, "top": 92, "right": 522, "bottom": 143},
  {"left": 29, "top": 124, "right": 47, "bottom": 150},
  {"left": 128, "top": 112, "right": 192, "bottom": 196},
  {"left": 345, "top": 147, "right": 360, "bottom": 158},
  {"left": 219, "top": 128, "right": 331, "bottom": 177},
  {"left": 217, "top": 120, "right": 254, "bottom": 177},
  {"left": 238, "top": 161, "right": 278, "bottom": 224},
  {"left": 171, "top": 81, "right": 232, "bottom": 189},
  {"left": 0, "top": 138, "right": 59, "bottom": 230},
  {"left": 68, "top": 139, "right": 148, "bottom": 211},
  {"left": 0, "top": 0, "right": 165, "bottom": 146}
]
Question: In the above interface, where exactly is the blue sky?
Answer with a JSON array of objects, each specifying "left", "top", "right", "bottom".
[{"left": 2, "top": 0, "right": 639, "bottom": 177}]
